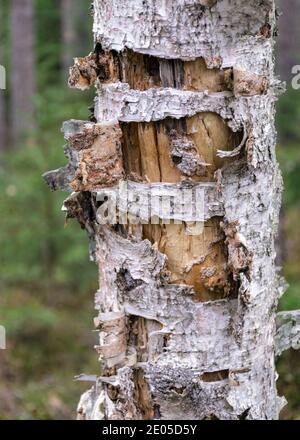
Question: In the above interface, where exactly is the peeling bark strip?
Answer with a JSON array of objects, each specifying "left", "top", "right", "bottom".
[{"left": 44, "top": 0, "right": 300, "bottom": 420}]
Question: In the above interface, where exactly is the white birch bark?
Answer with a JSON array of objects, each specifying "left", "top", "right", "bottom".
[{"left": 45, "top": 0, "right": 300, "bottom": 420}]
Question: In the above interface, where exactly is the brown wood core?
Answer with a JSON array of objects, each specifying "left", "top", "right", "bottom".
[
  {"left": 119, "top": 54, "right": 241, "bottom": 301},
  {"left": 122, "top": 115, "right": 239, "bottom": 183},
  {"left": 94, "top": 45, "right": 233, "bottom": 92},
  {"left": 115, "top": 49, "right": 232, "bottom": 92},
  {"left": 122, "top": 115, "right": 241, "bottom": 300}
]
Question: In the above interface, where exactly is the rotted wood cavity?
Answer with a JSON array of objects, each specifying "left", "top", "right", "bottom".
[
  {"left": 198, "top": 0, "right": 218, "bottom": 6},
  {"left": 121, "top": 51, "right": 232, "bottom": 92},
  {"left": 128, "top": 315, "right": 162, "bottom": 418},
  {"left": 68, "top": 45, "right": 120, "bottom": 90},
  {"left": 67, "top": 121, "right": 124, "bottom": 191},
  {"left": 69, "top": 45, "right": 233, "bottom": 93},
  {"left": 69, "top": 46, "right": 269, "bottom": 100},
  {"left": 120, "top": 56, "right": 242, "bottom": 301},
  {"left": 122, "top": 112, "right": 241, "bottom": 300},
  {"left": 199, "top": 369, "right": 229, "bottom": 382}
]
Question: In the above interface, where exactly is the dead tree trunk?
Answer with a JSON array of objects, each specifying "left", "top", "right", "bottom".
[{"left": 45, "top": 0, "right": 300, "bottom": 420}]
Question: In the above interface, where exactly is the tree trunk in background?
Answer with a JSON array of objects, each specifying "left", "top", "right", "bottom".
[
  {"left": 45, "top": 0, "right": 300, "bottom": 420},
  {"left": 0, "top": 91, "right": 6, "bottom": 153},
  {"left": 0, "top": 3, "right": 7, "bottom": 152},
  {"left": 275, "top": 0, "right": 299, "bottom": 267},
  {"left": 61, "top": 0, "right": 77, "bottom": 74},
  {"left": 11, "top": 0, "right": 35, "bottom": 146},
  {"left": 0, "top": 89, "right": 6, "bottom": 152},
  {"left": 277, "top": 0, "right": 300, "bottom": 83}
]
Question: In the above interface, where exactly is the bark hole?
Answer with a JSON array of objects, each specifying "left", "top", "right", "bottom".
[
  {"left": 121, "top": 115, "right": 242, "bottom": 301},
  {"left": 120, "top": 50, "right": 233, "bottom": 92},
  {"left": 133, "top": 369, "right": 156, "bottom": 419},
  {"left": 74, "top": 45, "right": 234, "bottom": 92},
  {"left": 199, "top": 369, "right": 229, "bottom": 382}
]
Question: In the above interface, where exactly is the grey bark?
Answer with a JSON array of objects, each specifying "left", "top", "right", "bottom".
[
  {"left": 11, "top": 0, "right": 35, "bottom": 146},
  {"left": 45, "top": 0, "right": 300, "bottom": 420}
]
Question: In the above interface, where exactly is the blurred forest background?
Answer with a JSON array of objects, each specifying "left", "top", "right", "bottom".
[{"left": 0, "top": 0, "right": 300, "bottom": 420}]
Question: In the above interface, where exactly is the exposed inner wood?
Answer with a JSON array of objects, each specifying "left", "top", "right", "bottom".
[
  {"left": 121, "top": 50, "right": 233, "bottom": 92},
  {"left": 199, "top": 370, "right": 229, "bottom": 382},
  {"left": 93, "top": 45, "right": 233, "bottom": 92},
  {"left": 122, "top": 115, "right": 241, "bottom": 300},
  {"left": 143, "top": 219, "right": 232, "bottom": 301},
  {"left": 70, "top": 122, "right": 124, "bottom": 191},
  {"left": 134, "top": 368, "right": 155, "bottom": 419},
  {"left": 122, "top": 115, "right": 239, "bottom": 183},
  {"left": 95, "top": 51, "right": 241, "bottom": 416},
  {"left": 120, "top": 52, "right": 242, "bottom": 299},
  {"left": 128, "top": 316, "right": 161, "bottom": 419}
]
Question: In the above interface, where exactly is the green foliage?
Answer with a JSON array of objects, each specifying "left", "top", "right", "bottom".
[
  {"left": 277, "top": 86, "right": 300, "bottom": 145},
  {"left": 0, "top": 287, "right": 98, "bottom": 420},
  {"left": 0, "top": 87, "right": 95, "bottom": 291},
  {"left": 276, "top": 89, "right": 300, "bottom": 419},
  {"left": 0, "top": 0, "right": 98, "bottom": 419},
  {"left": 0, "top": 83, "right": 99, "bottom": 419},
  {"left": 278, "top": 144, "right": 300, "bottom": 208},
  {"left": 35, "top": 0, "right": 62, "bottom": 87}
]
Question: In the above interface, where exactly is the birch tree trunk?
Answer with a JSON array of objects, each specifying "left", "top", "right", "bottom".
[{"left": 45, "top": 0, "right": 300, "bottom": 420}]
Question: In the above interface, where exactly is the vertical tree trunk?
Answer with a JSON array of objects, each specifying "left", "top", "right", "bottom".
[
  {"left": 0, "top": 1, "right": 7, "bottom": 152},
  {"left": 45, "top": 0, "right": 300, "bottom": 420},
  {"left": 277, "top": 0, "right": 300, "bottom": 83},
  {"left": 61, "top": 0, "right": 78, "bottom": 74},
  {"left": 275, "top": 0, "right": 299, "bottom": 268},
  {"left": 0, "top": 88, "right": 6, "bottom": 152},
  {"left": 0, "top": 89, "right": 6, "bottom": 154},
  {"left": 11, "top": 0, "right": 35, "bottom": 146}
]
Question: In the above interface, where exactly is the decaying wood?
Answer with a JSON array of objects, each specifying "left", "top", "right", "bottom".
[
  {"left": 44, "top": 120, "right": 124, "bottom": 191},
  {"left": 44, "top": 0, "right": 300, "bottom": 420}
]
